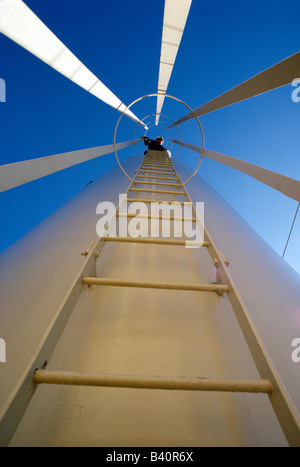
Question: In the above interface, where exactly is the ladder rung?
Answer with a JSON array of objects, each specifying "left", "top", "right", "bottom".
[
  {"left": 144, "top": 157, "right": 171, "bottom": 164},
  {"left": 33, "top": 370, "right": 273, "bottom": 394},
  {"left": 82, "top": 276, "right": 229, "bottom": 294},
  {"left": 138, "top": 172, "right": 175, "bottom": 177},
  {"left": 134, "top": 181, "right": 182, "bottom": 188},
  {"left": 127, "top": 198, "right": 192, "bottom": 205},
  {"left": 141, "top": 168, "right": 173, "bottom": 172},
  {"left": 130, "top": 188, "right": 186, "bottom": 195},
  {"left": 143, "top": 160, "right": 171, "bottom": 163},
  {"left": 144, "top": 157, "right": 169, "bottom": 160},
  {"left": 144, "top": 163, "right": 170, "bottom": 166},
  {"left": 143, "top": 162, "right": 170, "bottom": 166},
  {"left": 143, "top": 162, "right": 173, "bottom": 169},
  {"left": 139, "top": 169, "right": 175, "bottom": 174},
  {"left": 139, "top": 170, "right": 175, "bottom": 176},
  {"left": 144, "top": 156, "right": 169, "bottom": 158},
  {"left": 104, "top": 237, "right": 209, "bottom": 247},
  {"left": 143, "top": 165, "right": 171, "bottom": 168},
  {"left": 117, "top": 213, "right": 197, "bottom": 222},
  {"left": 136, "top": 175, "right": 179, "bottom": 181}
]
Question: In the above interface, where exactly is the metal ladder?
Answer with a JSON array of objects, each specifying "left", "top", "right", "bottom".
[{"left": 1, "top": 151, "right": 300, "bottom": 446}]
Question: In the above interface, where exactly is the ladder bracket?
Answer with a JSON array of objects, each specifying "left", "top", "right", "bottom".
[
  {"left": 81, "top": 242, "right": 97, "bottom": 258},
  {"left": 214, "top": 251, "right": 230, "bottom": 294}
]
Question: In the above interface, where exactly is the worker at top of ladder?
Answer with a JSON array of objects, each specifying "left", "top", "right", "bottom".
[{"left": 141, "top": 136, "right": 171, "bottom": 158}]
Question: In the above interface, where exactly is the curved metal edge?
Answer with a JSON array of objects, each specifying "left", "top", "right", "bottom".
[{"left": 113, "top": 93, "right": 204, "bottom": 184}]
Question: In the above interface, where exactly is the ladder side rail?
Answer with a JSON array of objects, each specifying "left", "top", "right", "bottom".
[
  {"left": 173, "top": 164, "right": 300, "bottom": 447},
  {"left": 0, "top": 245, "right": 99, "bottom": 447}
]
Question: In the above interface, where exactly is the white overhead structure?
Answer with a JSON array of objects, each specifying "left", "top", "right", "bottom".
[
  {"left": 169, "top": 51, "right": 300, "bottom": 126},
  {"left": 155, "top": 0, "right": 192, "bottom": 125},
  {"left": 173, "top": 140, "right": 300, "bottom": 203},
  {"left": 1, "top": 0, "right": 300, "bottom": 449},
  {"left": 0, "top": 0, "right": 144, "bottom": 126},
  {"left": 0, "top": 139, "right": 141, "bottom": 193}
]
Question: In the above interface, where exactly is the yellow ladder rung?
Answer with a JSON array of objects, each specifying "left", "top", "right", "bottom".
[
  {"left": 104, "top": 237, "right": 209, "bottom": 247},
  {"left": 138, "top": 171, "right": 175, "bottom": 176},
  {"left": 143, "top": 164, "right": 170, "bottom": 167},
  {"left": 142, "top": 167, "right": 172, "bottom": 171},
  {"left": 117, "top": 213, "right": 197, "bottom": 222},
  {"left": 130, "top": 188, "right": 186, "bottom": 195},
  {"left": 143, "top": 158, "right": 170, "bottom": 161},
  {"left": 134, "top": 181, "right": 182, "bottom": 188},
  {"left": 144, "top": 157, "right": 169, "bottom": 160},
  {"left": 140, "top": 170, "right": 175, "bottom": 175},
  {"left": 33, "top": 370, "right": 273, "bottom": 394},
  {"left": 136, "top": 175, "right": 179, "bottom": 181},
  {"left": 142, "top": 164, "right": 172, "bottom": 168},
  {"left": 82, "top": 276, "right": 229, "bottom": 294},
  {"left": 126, "top": 198, "right": 192, "bottom": 205}
]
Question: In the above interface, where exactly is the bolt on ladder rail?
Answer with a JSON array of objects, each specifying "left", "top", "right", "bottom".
[{"left": 1, "top": 150, "right": 299, "bottom": 447}]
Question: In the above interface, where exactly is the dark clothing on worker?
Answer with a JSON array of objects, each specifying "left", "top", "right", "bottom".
[{"left": 143, "top": 137, "right": 166, "bottom": 152}]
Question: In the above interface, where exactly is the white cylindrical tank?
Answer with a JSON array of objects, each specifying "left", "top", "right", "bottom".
[{"left": 0, "top": 157, "right": 299, "bottom": 446}]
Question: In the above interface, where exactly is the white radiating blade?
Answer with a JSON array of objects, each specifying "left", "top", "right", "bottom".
[
  {"left": 0, "top": 0, "right": 144, "bottom": 125},
  {"left": 0, "top": 139, "right": 141, "bottom": 193},
  {"left": 169, "top": 51, "right": 300, "bottom": 127},
  {"left": 156, "top": 0, "right": 192, "bottom": 125},
  {"left": 173, "top": 140, "right": 300, "bottom": 203}
]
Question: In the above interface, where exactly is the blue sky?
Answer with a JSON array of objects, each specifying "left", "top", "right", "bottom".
[{"left": 0, "top": 0, "right": 300, "bottom": 274}]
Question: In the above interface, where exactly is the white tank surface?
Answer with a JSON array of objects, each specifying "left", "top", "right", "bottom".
[{"left": 0, "top": 155, "right": 299, "bottom": 447}]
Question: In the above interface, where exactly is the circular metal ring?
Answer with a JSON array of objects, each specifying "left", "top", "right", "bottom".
[{"left": 113, "top": 93, "right": 204, "bottom": 185}]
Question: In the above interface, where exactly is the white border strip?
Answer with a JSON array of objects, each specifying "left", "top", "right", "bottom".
[
  {"left": 0, "top": 139, "right": 140, "bottom": 193},
  {"left": 170, "top": 51, "right": 300, "bottom": 126},
  {"left": 173, "top": 140, "right": 300, "bottom": 203},
  {"left": 156, "top": 0, "right": 192, "bottom": 125},
  {"left": 0, "top": 0, "right": 143, "bottom": 124}
]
